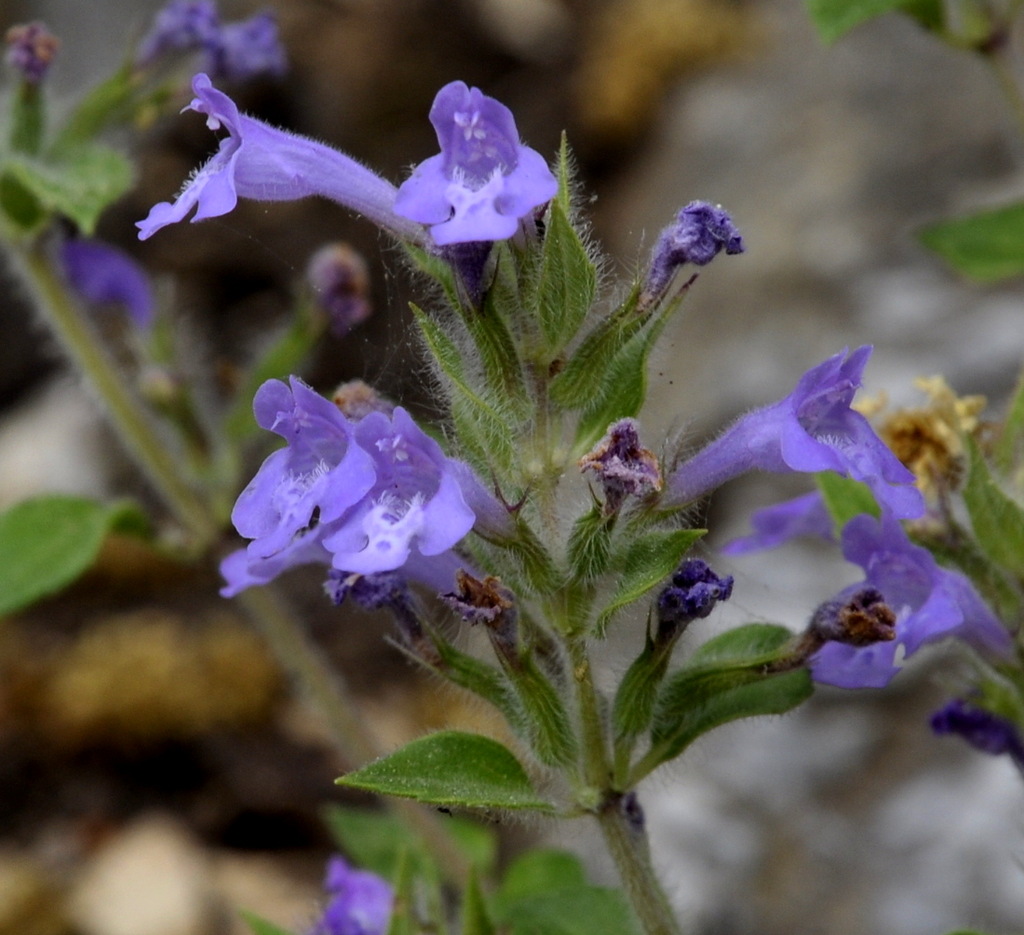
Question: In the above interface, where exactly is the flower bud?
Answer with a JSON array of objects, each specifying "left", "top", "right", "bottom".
[
  {"left": 5, "top": 22, "right": 59, "bottom": 84},
  {"left": 656, "top": 558, "right": 733, "bottom": 642},
  {"left": 307, "top": 243, "right": 372, "bottom": 338}
]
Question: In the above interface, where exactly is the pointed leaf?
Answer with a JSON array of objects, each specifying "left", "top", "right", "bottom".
[
  {"left": 919, "top": 202, "right": 1024, "bottom": 282},
  {"left": 537, "top": 197, "right": 597, "bottom": 352},
  {"left": 995, "top": 365, "right": 1024, "bottom": 473},
  {"left": 642, "top": 624, "right": 813, "bottom": 774},
  {"left": 0, "top": 496, "right": 148, "bottom": 616},
  {"left": 336, "top": 731, "right": 553, "bottom": 811},
  {"left": 612, "top": 633, "right": 669, "bottom": 742},
  {"left": 566, "top": 504, "right": 614, "bottom": 583},
  {"left": 386, "top": 850, "right": 416, "bottom": 935},
  {"left": 512, "top": 659, "right": 578, "bottom": 767},
  {"left": 963, "top": 437, "right": 1024, "bottom": 576},
  {"left": 596, "top": 528, "right": 705, "bottom": 634}
]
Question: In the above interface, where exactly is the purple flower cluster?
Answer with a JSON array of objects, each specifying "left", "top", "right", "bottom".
[
  {"left": 137, "top": 75, "right": 556, "bottom": 249},
  {"left": 220, "top": 377, "right": 478, "bottom": 597},
  {"left": 310, "top": 856, "right": 392, "bottom": 935},
  {"left": 665, "top": 346, "right": 925, "bottom": 519},
  {"left": 135, "top": 1, "right": 286, "bottom": 81}
]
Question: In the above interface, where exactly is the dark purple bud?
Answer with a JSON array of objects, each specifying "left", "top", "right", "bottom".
[
  {"left": 808, "top": 586, "right": 896, "bottom": 647},
  {"left": 931, "top": 698, "right": 1024, "bottom": 762},
  {"left": 440, "top": 240, "right": 493, "bottom": 308},
  {"left": 5, "top": 22, "right": 59, "bottom": 83},
  {"left": 579, "top": 418, "right": 662, "bottom": 514},
  {"left": 307, "top": 243, "right": 372, "bottom": 338},
  {"left": 644, "top": 200, "right": 743, "bottom": 301},
  {"left": 657, "top": 558, "right": 733, "bottom": 636}
]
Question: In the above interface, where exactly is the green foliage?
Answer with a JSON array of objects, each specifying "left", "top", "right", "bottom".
[
  {"left": 0, "top": 495, "right": 148, "bottom": 617},
  {"left": 919, "top": 202, "right": 1024, "bottom": 282},
  {"left": 461, "top": 869, "right": 496, "bottom": 935},
  {"left": 805, "top": 0, "right": 944, "bottom": 43},
  {"left": 324, "top": 803, "right": 497, "bottom": 883},
  {"left": 596, "top": 528, "right": 705, "bottom": 634},
  {"left": 0, "top": 144, "right": 132, "bottom": 236},
  {"left": 566, "top": 505, "right": 614, "bottom": 583},
  {"left": 641, "top": 624, "right": 813, "bottom": 777},
  {"left": 336, "top": 731, "right": 553, "bottom": 811},
  {"left": 240, "top": 911, "right": 294, "bottom": 935},
  {"left": 536, "top": 190, "right": 597, "bottom": 355},
  {"left": 963, "top": 437, "right": 1024, "bottom": 577},
  {"left": 512, "top": 659, "right": 579, "bottom": 767},
  {"left": 494, "top": 850, "right": 641, "bottom": 935},
  {"left": 385, "top": 850, "right": 418, "bottom": 935},
  {"left": 612, "top": 632, "right": 667, "bottom": 742},
  {"left": 815, "top": 472, "right": 880, "bottom": 529},
  {"left": 996, "top": 366, "right": 1024, "bottom": 473}
]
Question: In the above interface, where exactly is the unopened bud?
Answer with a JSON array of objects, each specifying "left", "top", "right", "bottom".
[
  {"left": 656, "top": 558, "right": 733, "bottom": 641},
  {"left": 307, "top": 243, "right": 371, "bottom": 338},
  {"left": 5, "top": 22, "right": 59, "bottom": 84}
]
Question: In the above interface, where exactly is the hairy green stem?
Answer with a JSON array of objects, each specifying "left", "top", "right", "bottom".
[
  {"left": 596, "top": 793, "right": 682, "bottom": 935},
  {"left": 12, "top": 244, "right": 219, "bottom": 544}
]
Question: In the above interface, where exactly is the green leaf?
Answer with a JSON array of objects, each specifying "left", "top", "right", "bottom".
[
  {"left": 995, "top": 364, "right": 1024, "bottom": 474},
  {"left": 52, "top": 63, "right": 140, "bottom": 152},
  {"left": 511, "top": 659, "right": 578, "bottom": 767},
  {"left": 566, "top": 504, "right": 614, "bottom": 583},
  {"left": 495, "top": 849, "right": 641, "bottom": 935},
  {"left": 411, "top": 303, "right": 517, "bottom": 471},
  {"left": 336, "top": 731, "right": 553, "bottom": 811},
  {"left": 0, "top": 495, "right": 147, "bottom": 617},
  {"left": 805, "top": 0, "right": 942, "bottom": 42},
  {"left": 501, "top": 887, "right": 641, "bottom": 935},
  {"left": 324, "top": 803, "right": 497, "bottom": 884},
  {"left": 643, "top": 624, "right": 813, "bottom": 773},
  {"left": 240, "top": 911, "right": 294, "bottom": 935},
  {"left": 461, "top": 869, "right": 496, "bottom": 935},
  {"left": 0, "top": 143, "right": 132, "bottom": 235},
  {"left": 496, "top": 850, "right": 587, "bottom": 909},
  {"left": 549, "top": 286, "right": 643, "bottom": 410},
  {"left": 815, "top": 472, "right": 880, "bottom": 529},
  {"left": 963, "top": 437, "right": 1024, "bottom": 576},
  {"left": 612, "top": 632, "right": 668, "bottom": 742},
  {"left": 596, "top": 528, "right": 705, "bottom": 634},
  {"left": 537, "top": 196, "right": 597, "bottom": 354},
  {"left": 386, "top": 850, "right": 417, "bottom": 935},
  {"left": 475, "top": 245, "right": 530, "bottom": 402},
  {"left": 919, "top": 202, "right": 1024, "bottom": 282}
]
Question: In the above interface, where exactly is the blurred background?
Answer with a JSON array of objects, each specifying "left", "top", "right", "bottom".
[{"left": 0, "top": 1, "right": 1022, "bottom": 934}]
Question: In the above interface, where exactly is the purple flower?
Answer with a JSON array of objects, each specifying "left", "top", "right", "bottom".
[
  {"left": 319, "top": 406, "right": 475, "bottom": 574},
  {"left": 665, "top": 347, "right": 925, "bottom": 520},
  {"left": 60, "top": 238, "right": 155, "bottom": 329},
  {"left": 721, "top": 491, "right": 834, "bottom": 555},
  {"left": 644, "top": 201, "right": 743, "bottom": 299},
  {"left": 931, "top": 698, "right": 1024, "bottom": 766},
  {"left": 208, "top": 12, "right": 287, "bottom": 81},
  {"left": 311, "top": 855, "right": 392, "bottom": 935},
  {"left": 811, "top": 512, "right": 1011, "bottom": 688},
  {"left": 306, "top": 243, "right": 372, "bottom": 338},
  {"left": 220, "top": 377, "right": 478, "bottom": 597},
  {"left": 5, "top": 21, "right": 59, "bottom": 83},
  {"left": 137, "top": 73, "right": 423, "bottom": 244},
  {"left": 393, "top": 81, "right": 557, "bottom": 246},
  {"left": 135, "top": 1, "right": 220, "bottom": 67}
]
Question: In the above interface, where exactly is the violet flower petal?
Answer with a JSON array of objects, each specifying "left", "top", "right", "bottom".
[
  {"left": 137, "top": 73, "right": 423, "bottom": 244},
  {"left": 393, "top": 80, "right": 557, "bottom": 246},
  {"left": 60, "top": 238, "right": 155, "bottom": 329},
  {"left": 665, "top": 347, "right": 925, "bottom": 519}
]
